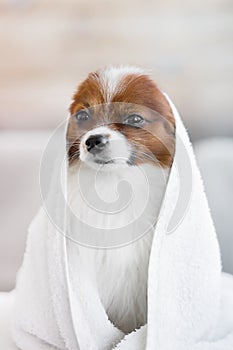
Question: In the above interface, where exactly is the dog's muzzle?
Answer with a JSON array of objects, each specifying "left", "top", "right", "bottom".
[{"left": 85, "top": 134, "right": 109, "bottom": 154}]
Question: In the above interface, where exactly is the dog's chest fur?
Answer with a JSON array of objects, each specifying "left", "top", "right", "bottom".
[{"left": 67, "top": 163, "right": 168, "bottom": 333}]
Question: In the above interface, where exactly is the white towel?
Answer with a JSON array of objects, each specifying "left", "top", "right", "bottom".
[{"left": 12, "top": 95, "right": 233, "bottom": 350}]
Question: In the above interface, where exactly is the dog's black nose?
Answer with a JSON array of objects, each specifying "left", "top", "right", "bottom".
[{"left": 85, "top": 134, "right": 108, "bottom": 154}]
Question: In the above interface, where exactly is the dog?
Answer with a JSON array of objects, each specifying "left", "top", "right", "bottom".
[{"left": 66, "top": 65, "right": 175, "bottom": 334}]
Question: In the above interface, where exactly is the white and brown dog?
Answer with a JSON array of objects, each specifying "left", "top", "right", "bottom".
[{"left": 66, "top": 66, "right": 175, "bottom": 335}]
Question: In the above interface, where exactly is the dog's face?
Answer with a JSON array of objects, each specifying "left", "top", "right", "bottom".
[{"left": 67, "top": 66, "right": 175, "bottom": 170}]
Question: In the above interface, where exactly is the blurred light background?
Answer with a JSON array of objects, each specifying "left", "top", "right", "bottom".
[{"left": 0, "top": 0, "right": 233, "bottom": 291}]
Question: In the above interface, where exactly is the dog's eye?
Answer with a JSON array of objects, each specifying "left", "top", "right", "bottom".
[
  {"left": 74, "top": 110, "right": 89, "bottom": 122},
  {"left": 124, "top": 114, "right": 144, "bottom": 126}
]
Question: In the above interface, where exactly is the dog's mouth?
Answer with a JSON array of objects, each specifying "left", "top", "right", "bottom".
[
  {"left": 94, "top": 159, "right": 114, "bottom": 165},
  {"left": 84, "top": 155, "right": 131, "bottom": 170}
]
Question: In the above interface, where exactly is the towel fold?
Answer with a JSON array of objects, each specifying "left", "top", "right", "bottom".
[{"left": 12, "top": 95, "right": 233, "bottom": 350}]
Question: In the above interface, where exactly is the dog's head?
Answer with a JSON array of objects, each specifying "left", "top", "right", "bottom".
[{"left": 67, "top": 66, "right": 175, "bottom": 170}]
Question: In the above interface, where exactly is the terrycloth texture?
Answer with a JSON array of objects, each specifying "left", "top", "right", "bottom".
[{"left": 12, "top": 96, "right": 233, "bottom": 350}]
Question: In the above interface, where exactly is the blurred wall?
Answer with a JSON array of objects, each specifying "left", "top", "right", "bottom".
[
  {"left": 0, "top": 0, "right": 233, "bottom": 139},
  {"left": 0, "top": 0, "right": 233, "bottom": 291}
]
